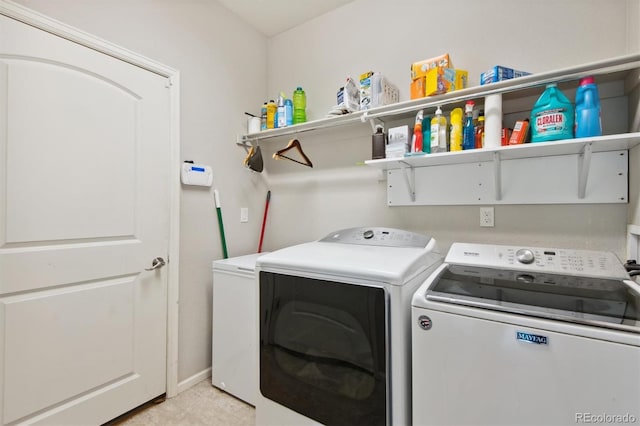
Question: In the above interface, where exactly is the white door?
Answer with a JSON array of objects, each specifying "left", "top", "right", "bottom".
[{"left": 0, "top": 12, "right": 171, "bottom": 426}]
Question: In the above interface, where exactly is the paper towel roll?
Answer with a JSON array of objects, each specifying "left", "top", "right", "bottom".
[{"left": 484, "top": 94, "right": 502, "bottom": 148}]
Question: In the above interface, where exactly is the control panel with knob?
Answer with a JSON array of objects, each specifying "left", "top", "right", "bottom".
[
  {"left": 515, "top": 249, "right": 535, "bottom": 264},
  {"left": 444, "top": 242, "right": 629, "bottom": 279}
]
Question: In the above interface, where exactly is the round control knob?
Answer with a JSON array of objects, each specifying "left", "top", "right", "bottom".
[
  {"left": 516, "top": 248, "right": 535, "bottom": 264},
  {"left": 363, "top": 230, "right": 375, "bottom": 239}
]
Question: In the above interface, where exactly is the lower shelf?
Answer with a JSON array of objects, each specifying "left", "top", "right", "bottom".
[{"left": 386, "top": 150, "right": 628, "bottom": 206}]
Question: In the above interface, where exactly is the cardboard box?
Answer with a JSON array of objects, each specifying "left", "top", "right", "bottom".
[
  {"left": 481, "top": 65, "right": 531, "bottom": 85},
  {"left": 424, "top": 67, "right": 468, "bottom": 96},
  {"left": 411, "top": 54, "right": 453, "bottom": 80},
  {"left": 410, "top": 77, "right": 426, "bottom": 99},
  {"left": 509, "top": 119, "right": 529, "bottom": 145}
]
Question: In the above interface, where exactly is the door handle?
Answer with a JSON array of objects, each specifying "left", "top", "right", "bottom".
[{"left": 145, "top": 257, "right": 166, "bottom": 271}]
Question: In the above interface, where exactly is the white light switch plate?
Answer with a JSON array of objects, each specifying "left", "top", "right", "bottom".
[{"left": 240, "top": 207, "right": 248, "bottom": 223}]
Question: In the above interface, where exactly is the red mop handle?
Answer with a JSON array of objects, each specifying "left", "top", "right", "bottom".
[{"left": 258, "top": 190, "right": 271, "bottom": 253}]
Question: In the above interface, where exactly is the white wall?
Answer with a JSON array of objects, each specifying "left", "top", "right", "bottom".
[
  {"left": 10, "top": 0, "right": 640, "bottom": 392},
  {"left": 12, "top": 0, "right": 269, "bottom": 383},
  {"left": 260, "top": 0, "right": 638, "bottom": 262}
]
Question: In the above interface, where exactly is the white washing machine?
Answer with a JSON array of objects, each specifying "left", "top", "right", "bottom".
[
  {"left": 255, "top": 227, "right": 443, "bottom": 426},
  {"left": 412, "top": 242, "right": 640, "bottom": 426},
  {"left": 211, "top": 253, "right": 266, "bottom": 406}
]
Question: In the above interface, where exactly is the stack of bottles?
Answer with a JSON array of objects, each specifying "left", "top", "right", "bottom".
[
  {"left": 259, "top": 87, "right": 307, "bottom": 131},
  {"left": 381, "top": 76, "right": 603, "bottom": 157},
  {"left": 530, "top": 76, "right": 602, "bottom": 142}
]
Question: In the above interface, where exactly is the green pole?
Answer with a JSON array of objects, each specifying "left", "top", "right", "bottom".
[{"left": 214, "top": 189, "right": 228, "bottom": 259}]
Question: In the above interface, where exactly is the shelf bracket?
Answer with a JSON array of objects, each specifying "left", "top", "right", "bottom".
[
  {"left": 493, "top": 151, "right": 502, "bottom": 201},
  {"left": 398, "top": 161, "right": 416, "bottom": 202},
  {"left": 577, "top": 142, "right": 593, "bottom": 199}
]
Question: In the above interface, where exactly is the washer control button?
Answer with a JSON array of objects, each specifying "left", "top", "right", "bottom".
[
  {"left": 516, "top": 248, "right": 535, "bottom": 264},
  {"left": 363, "top": 229, "right": 375, "bottom": 239}
]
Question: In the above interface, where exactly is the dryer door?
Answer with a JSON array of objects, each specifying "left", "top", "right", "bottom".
[{"left": 259, "top": 271, "right": 388, "bottom": 426}]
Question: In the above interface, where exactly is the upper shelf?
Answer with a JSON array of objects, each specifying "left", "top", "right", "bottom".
[{"left": 241, "top": 53, "right": 640, "bottom": 144}]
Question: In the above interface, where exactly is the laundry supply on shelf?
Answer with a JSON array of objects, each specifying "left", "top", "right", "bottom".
[
  {"left": 462, "top": 101, "right": 475, "bottom": 150},
  {"left": 386, "top": 125, "right": 409, "bottom": 158},
  {"left": 430, "top": 106, "right": 447, "bottom": 153},
  {"left": 531, "top": 83, "right": 574, "bottom": 142},
  {"left": 407, "top": 110, "right": 425, "bottom": 154},
  {"left": 293, "top": 86, "right": 306, "bottom": 124},
  {"left": 574, "top": 76, "right": 602, "bottom": 138},
  {"left": 372, "top": 125, "right": 387, "bottom": 160},
  {"left": 449, "top": 107, "right": 463, "bottom": 151},
  {"left": 480, "top": 65, "right": 530, "bottom": 85}
]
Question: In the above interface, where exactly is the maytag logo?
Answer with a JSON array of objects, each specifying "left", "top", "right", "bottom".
[
  {"left": 463, "top": 251, "right": 480, "bottom": 257},
  {"left": 516, "top": 331, "right": 548, "bottom": 345}
]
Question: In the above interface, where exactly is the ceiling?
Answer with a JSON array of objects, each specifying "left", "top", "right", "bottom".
[{"left": 217, "top": 0, "right": 354, "bottom": 37}]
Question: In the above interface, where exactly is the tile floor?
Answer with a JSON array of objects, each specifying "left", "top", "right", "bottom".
[{"left": 112, "top": 378, "right": 255, "bottom": 425}]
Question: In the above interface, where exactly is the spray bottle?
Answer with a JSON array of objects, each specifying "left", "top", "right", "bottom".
[
  {"left": 410, "top": 110, "right": 424, "bottom": 153},
  {"left": 462, "top": 100, "right": 475, "bottom": 150}
]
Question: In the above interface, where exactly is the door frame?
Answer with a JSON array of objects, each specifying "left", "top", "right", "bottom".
[{"left": 0, "top": 0, "right": 182, "bottom": 398}]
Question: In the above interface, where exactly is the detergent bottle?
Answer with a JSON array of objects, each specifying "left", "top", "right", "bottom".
[
  {"left": 530, "top": 83, "right": 574, "bottom": 142},
  {"left": 449, "top": 107, "right": 463, "bottom": 151},
  {"left": 430, "top": 106, "right": 448, "bottom": 153},
  {"left": 574, "top": 76, "right": 602, "bottom": 138},
  {"left": 422, "top": 115, "right": 431, "bottom": 153}
]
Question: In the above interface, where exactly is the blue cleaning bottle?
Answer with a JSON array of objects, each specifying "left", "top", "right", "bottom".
[
  {"left": 462, "top": 101, "right": 475, "bottom": 150},
  {"left": 531, "top": 83, "right": 574, "bottom": 142},
  {"left": 574, "top": 76, "right": 602, "bottom": 138}
]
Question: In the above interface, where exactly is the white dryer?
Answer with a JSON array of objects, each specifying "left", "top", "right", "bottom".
[
  {"left": 412, "top": 243, "right": 640, "bottom": 426},
  {"left": 255, "top": 227, "right": 442, "bottom": 426}
]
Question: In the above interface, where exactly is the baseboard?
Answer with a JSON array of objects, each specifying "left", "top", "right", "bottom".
[{"left": 177, "top": 367, "right": 212, "bottom": 394}]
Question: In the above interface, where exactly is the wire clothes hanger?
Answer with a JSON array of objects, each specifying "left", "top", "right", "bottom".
[{"left": 273, "top": 138, "right": 313, "bottom": 168}]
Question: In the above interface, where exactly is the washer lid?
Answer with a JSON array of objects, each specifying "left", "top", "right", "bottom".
[
  {"left": 426, "top": 264, "right": 640, "bottom": 333},
  {"left": 257, "top": 231, "right": 441, "bottom": 285}
]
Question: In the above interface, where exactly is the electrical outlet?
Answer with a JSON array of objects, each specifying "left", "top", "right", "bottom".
[
  {"left": 480, "top": 207, "right": 494, "bottom": 227},
  {"left": 240, "top": 207, "right": 248, "bottom": 223}
]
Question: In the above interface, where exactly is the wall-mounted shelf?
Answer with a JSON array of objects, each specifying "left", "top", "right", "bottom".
[
  {"left": 366, "top": 134, "right": 638, "bottom": 205},
  {"left": 239, "top": 53, "right": 640, "bottom": 206},
  {"left": 241, "top": 53, "right": 640, "bottom": 145}
]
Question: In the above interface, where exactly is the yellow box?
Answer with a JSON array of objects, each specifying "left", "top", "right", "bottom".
[
  {"left": 424, "top": 67, "right": 468, "bottom": 96},
  {"left": 410, "top": 54, "right": 453, "bottom": 80},
  {"left": 410, "top": 77, "right": 426, "bottom": 99}
]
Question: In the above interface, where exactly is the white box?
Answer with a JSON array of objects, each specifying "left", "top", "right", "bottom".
[{"left": 388, "top": 125, "right": 409, "bottom": 146}]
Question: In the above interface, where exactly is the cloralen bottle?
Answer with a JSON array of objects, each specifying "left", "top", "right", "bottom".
[
  {"left": 574, "top": 76, "right": 602, "bottom": 138},
  {"left": 293, "top": 87, "right": 307, "bottom": 124},
  {"left": 462, "top": 100, "right": 475, "bottom": 150},
  {"left": 430, "top": 106, "right": 447, "bottom": 153},
  {"left": 531, "top": 83, "right": 574, "bottom": 142}
]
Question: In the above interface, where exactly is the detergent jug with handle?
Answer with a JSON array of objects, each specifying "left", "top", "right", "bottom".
[{"left": 530, "top": 83, "right": 574, "bottom": 142}]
